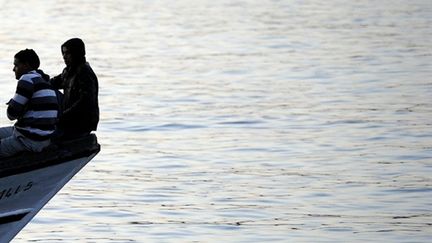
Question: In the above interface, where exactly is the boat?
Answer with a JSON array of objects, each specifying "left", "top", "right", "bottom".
[{"left": 0, "top": 134, "right": 100, "bottom": 242}]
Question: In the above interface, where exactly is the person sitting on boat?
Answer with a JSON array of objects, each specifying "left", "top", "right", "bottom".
[
  {"left": 0, "top": 49, "right": 60, "bottom": 158},
  {"left": 50, "top": 38, "right": 99, "bottom": 139}
]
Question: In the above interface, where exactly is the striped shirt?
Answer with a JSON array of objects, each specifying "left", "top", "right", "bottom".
[{"left": 7, "top": 71, "right": 59, "bottom": 140}]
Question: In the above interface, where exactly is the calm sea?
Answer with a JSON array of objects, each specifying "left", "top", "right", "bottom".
[{"left": 0, "top": 0, "right": 431, "bottom": 242}]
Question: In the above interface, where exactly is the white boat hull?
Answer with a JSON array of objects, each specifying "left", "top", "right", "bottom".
[{"left": 0, "top": 134, "right": 100, "bottom": 243}]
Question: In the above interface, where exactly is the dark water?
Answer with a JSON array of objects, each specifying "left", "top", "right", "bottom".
[{"left": 0, "top": 0, "right": 431, "bottom": 242}]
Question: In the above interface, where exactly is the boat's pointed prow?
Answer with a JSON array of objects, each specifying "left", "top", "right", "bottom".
[{"left": 0, "top": 134, "right": 100, "bottom": 242}]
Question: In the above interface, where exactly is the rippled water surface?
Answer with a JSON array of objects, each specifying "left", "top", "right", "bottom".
[{"left": 0, "top": 0, "right": 431, "bottom": 242}]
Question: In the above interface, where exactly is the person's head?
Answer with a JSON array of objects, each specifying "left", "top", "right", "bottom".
[
  {"left": 61, "top": 38, "right": 86, "bottom": 67},
  {"left": 13, "top": 49, "right": 40, "bottom": 80}
]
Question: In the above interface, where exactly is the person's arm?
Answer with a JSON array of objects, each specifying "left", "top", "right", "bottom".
[
  {"left": 7, "top": 78, "right": 33, "bottom": 120},
  {"left": 50, "top": 72, "right": 64, "bottom": 89}
]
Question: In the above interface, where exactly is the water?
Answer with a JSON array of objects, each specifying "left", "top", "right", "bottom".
[{"left": 0, "top": 0, "right": 431, "bottom": 242}]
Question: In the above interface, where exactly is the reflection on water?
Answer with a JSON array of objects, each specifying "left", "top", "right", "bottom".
[{"left": 0, "top": 0, "right": 431, "bottom": 242}]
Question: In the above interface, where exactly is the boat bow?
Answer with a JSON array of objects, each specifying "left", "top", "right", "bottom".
[{"left": 0, "top": 134, "right": 100, "bottom": 242}]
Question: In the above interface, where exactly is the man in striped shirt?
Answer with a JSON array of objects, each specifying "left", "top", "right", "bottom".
[{"left": 0, "top": 49, "right": 59, "bottom": 158}]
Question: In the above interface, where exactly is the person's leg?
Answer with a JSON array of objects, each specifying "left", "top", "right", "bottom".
[
  {"left": 0, "top": 126, "right": 14, "bottom": 139},
  {"left": 13, "top": 129, "right": 50, "bottom": 153},
  {"left": 0, "top": 130, "right": 27, "bottom": 158},
  {"left": 18, "top": 137, "right": 50, "bottom": 152}
]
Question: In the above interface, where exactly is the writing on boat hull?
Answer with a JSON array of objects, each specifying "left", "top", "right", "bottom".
[{"left": 0, "top": 182, "right": 33, "bottom": 201}]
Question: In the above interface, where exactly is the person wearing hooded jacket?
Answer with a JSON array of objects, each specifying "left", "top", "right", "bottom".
[{"left": 50, "top": 38, "right": 99, "bottom": 139}]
